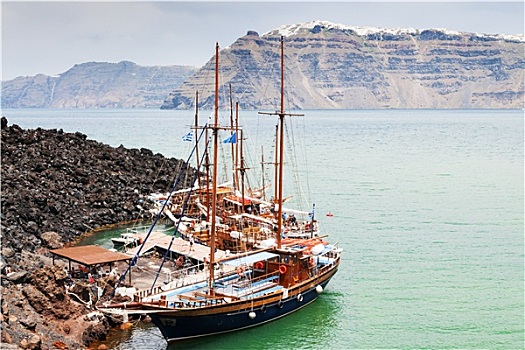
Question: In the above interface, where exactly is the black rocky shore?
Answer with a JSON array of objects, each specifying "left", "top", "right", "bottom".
[{"left": 1, "top": 116, "right": 195, "bottom": 349}]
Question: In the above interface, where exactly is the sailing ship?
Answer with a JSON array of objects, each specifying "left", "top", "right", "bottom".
[
  {"left": 145, "top": 76, "right": 320, "bottom": 253},
  {"left": 129, "top": 37, "right": 342, "bottom": 342}
]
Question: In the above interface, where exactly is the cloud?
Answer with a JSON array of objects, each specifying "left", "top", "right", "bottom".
[{"left": 2, "top": 1, "right": 523, "bottom": 81}]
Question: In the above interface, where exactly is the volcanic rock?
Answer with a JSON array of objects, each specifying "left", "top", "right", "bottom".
[
  {"left": 40, "top": 231, "right": 63, "bottom": 249},
  {"left": 1, "top": 118, "right": 194, "bottom": 256},
  {"left": 0, "top": 118, "right": 196, "bottom": 349}
]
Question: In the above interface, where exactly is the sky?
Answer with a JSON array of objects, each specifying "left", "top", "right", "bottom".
[{"left": 2, "top": 1, "right": 524, "bottom": 81}]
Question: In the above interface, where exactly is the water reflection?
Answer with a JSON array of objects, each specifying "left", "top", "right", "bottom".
[
  {"left": 92, "top": 321, "right": 168, "bottom": 350},
  {"left": 75, "top": 222, "right": 174, "bottom": 250}
]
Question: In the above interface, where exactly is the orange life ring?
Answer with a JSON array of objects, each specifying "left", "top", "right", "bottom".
[
  {"left": 309, "top": 257, "right": 315, "bottom": 267},
  {"left": 254, "top": 261, "right": 264, "bottom": 269},
  {"left": 279, "top": 265, "right": 287, "bottom": 275},
  {"left": 176, "top": 256, "right": 184, "bottom": 267},
  {"left": 237, "top": 266, "right": 245, "bottom": 277}
]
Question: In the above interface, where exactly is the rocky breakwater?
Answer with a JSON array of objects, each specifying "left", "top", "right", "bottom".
[{"left": 0, "top": 116, "right": 195, "bottom": 349}]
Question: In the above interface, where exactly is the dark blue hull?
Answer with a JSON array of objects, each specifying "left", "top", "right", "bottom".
[{"left": 149, "top": 277, "right": 334, "bottom": 342}]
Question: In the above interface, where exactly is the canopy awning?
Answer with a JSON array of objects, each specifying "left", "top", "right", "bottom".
[
  {"left": 50, "top": 245, "right": 132, "bottom": 266},
  {"left": 224, "top": 195, "right": 252, "bottom": 206},
  {"left": 229, "top": 213, "right": 275, "bottom": 226},
  {"left": 221, "top": 251, "right": 279, "bottom": 267}
]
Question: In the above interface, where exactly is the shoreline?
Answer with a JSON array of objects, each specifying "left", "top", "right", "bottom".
[{"left": 0, "top": 117, "right": 193, "bottom": 349}]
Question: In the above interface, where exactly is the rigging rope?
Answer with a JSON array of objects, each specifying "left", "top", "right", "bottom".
[
  {"left": 150, "top": 133, "right": 211, "bottom": 290},
  {"left": 111, "top": 124, "right": 208, "bottom": 297}
]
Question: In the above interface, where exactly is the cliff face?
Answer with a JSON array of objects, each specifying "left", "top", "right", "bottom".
[
  {"left": 1, "top": 61, "right": 197, "bottom": 108},
  {"left": 0, "top": 117, "right": 198, "bottom": 349},
  {"left": 162, "top": 21, "right": 524, "bottom": 110},
  {"left": 3, "top": 21, "right": 523, "bottom": 110}
]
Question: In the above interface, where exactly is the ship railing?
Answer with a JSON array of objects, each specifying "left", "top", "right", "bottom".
[
  {"left": 134, "top": 286, "right": 164, "bottom": 301},
  {"left": 250, "top": 270, "right": 280, "bottom": 285},
  {"left": 140, "top": 293, "right": 227, "bottom": 309},
  {"left": 315, "top": 243, "right": 341, "bottom": 274},
  {"left": 231, "top": 270, "right": 281, "bottom": 297},
  {"left": 224, "top": 269, "right": 279, "bottom": 288},
  {"left": 133, "top": 268, "right": 283, "bottom": 303},
  {"left": 213, "top": 268, "right": 279, "bottom": 288},
  {"left": 133, "top": 267, "right": 207, "bottom": 302}
]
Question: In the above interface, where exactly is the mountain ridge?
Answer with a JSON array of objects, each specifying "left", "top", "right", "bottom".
[
  {"left": 2, "top": 61, "right": 198, "bottom": 108},
  {"left": 3, "top": 20, "right": 524, "bottom": 109},
  {"left": 264, "top": 20, "right": 524, "bottom": 42},
  {"left": 162, "top": 20, "right": 524, "bottom": 110}
]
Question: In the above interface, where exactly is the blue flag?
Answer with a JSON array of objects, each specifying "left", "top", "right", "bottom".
[
  {"left": 309, "top": 204, "right": 316, "bottom": 219},
  {"left": 182, "top": 131, "right": 193, "bottom": 142},
  {"left": 223, "top": 132, "right": 237, "bottom": 144}
]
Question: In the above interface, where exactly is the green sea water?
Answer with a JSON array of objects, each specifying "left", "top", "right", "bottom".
[{"left": 4, "top": 109, "right": 523, "bottom": 349}]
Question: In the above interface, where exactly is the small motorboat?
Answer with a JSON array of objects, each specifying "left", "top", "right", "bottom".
[
  {"left": 111, "top": 233, "right": 140, "bottom": 248},
  {"left": 326, "top": 212, "right": 334, "bottom": 217}
]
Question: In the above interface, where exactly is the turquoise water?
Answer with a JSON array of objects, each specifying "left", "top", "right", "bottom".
[
  {"left": 74, "top": 222, "right": 175, "bottom": 252},
  {"left": 4, "top": 109, "right": 523, "bottom": 349}
]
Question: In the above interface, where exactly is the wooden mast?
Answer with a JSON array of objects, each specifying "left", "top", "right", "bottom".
[
  {"left": 234, "top": 101, "right": 240, "bottom": 202},
  {"left": 236, "top": 102, "right": 243, "bottom": 215},
  {"left": 275, "top": 36, "right": 285, "bottom": 249},
  {"left": 194, "top": 91, "right": 200, "bottom": 183},
  {"left": 204, "top": 127, "right": 211, "bottom": 220},
  {"left": 259, "top": 36, "right": 303, "bottom": 249},
  {"left": 273, "top": 124, "right": 279, "bottom": 205},
  {"left": 229, "top": 84, "right": 237, "bottom": 191},
  {"left": 209, "top": 42, "right": 219, "bottom": 295},
  {"left": 276, "top": 36, "right": 304, "bottom": 249},
  {"left": 239, "top": 122, "right": 246, "bottom": 216},
  {"left": 261, "top": 146, "right": 266, "bottom": 202}
]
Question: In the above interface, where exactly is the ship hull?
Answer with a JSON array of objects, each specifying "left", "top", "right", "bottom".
[{"left": 149, "top": 272, "right": 336, "bottom": 342}]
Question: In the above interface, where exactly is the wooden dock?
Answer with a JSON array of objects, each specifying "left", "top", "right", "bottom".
[{"left": 106, "top": 231, "right": 235, "bottom": 294}]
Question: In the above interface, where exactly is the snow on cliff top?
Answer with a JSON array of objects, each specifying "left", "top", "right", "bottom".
[{"left": 263, "top": 20, "right": 524, "bottom": 42}]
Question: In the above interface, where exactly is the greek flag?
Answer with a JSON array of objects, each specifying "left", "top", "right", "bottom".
[
  {"left": 309, "top": 204, "right": 316, "bottom": 219},
  {"left": 223, "top": 132, "right": 237, "bottom": 144},
  {"left": 182, "top": 131, "right": 193, "bottom": 142}
]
